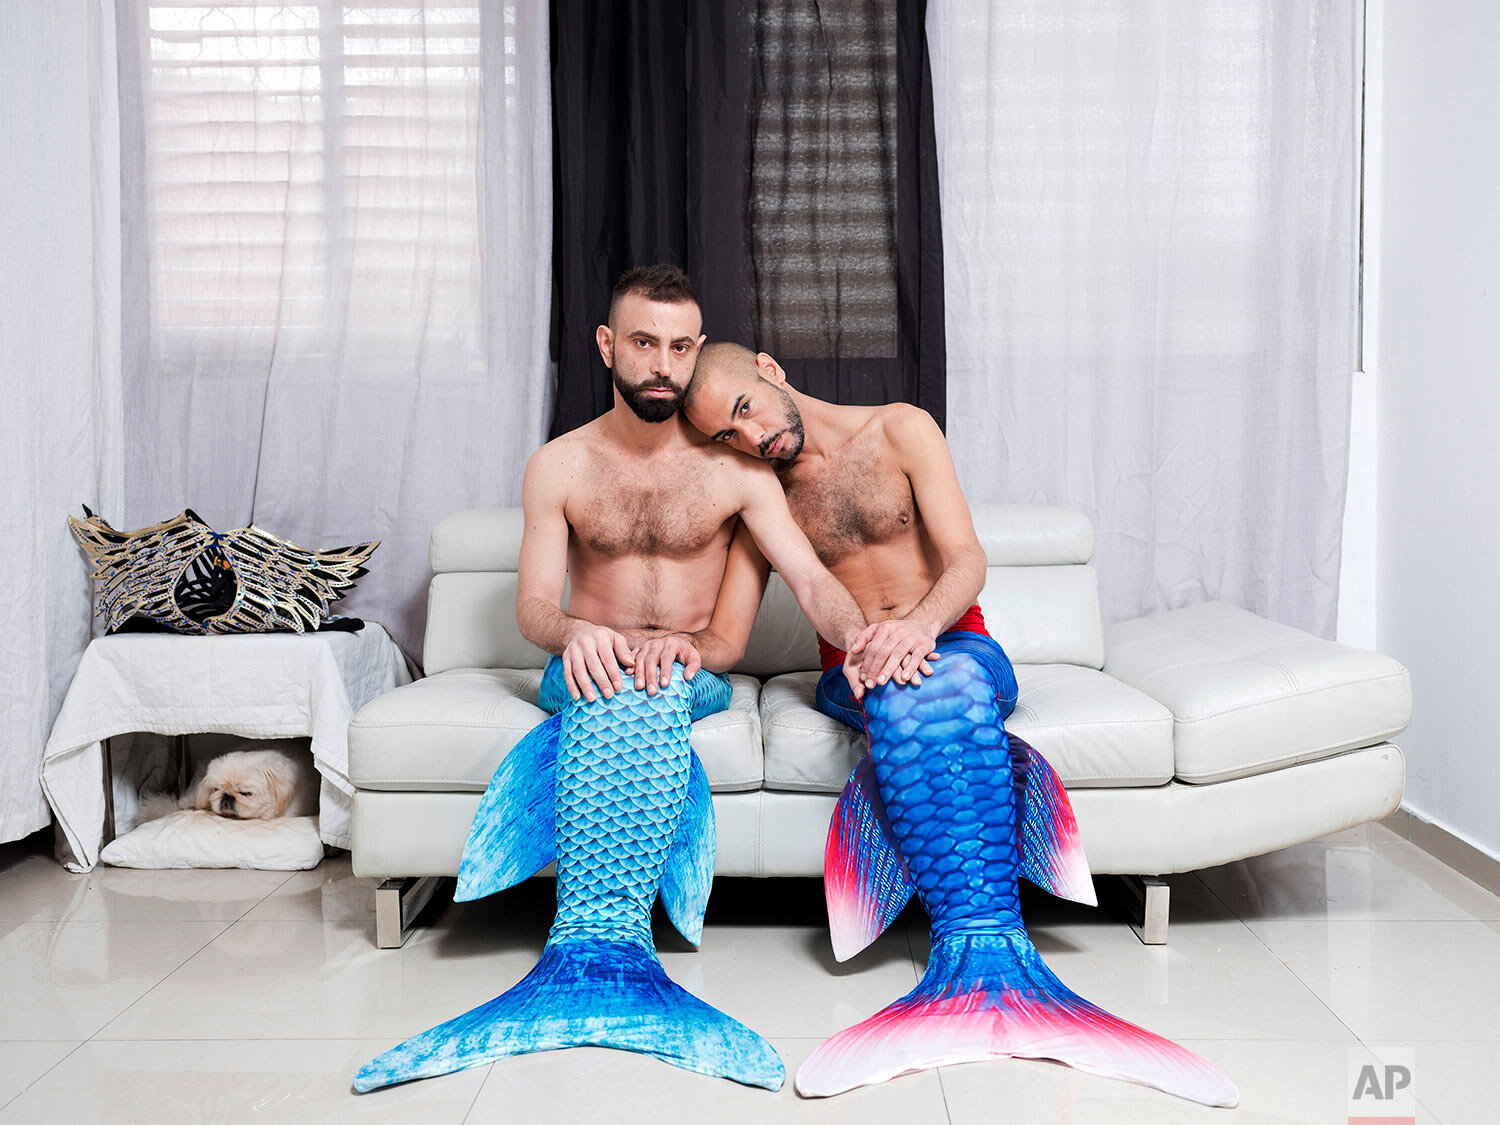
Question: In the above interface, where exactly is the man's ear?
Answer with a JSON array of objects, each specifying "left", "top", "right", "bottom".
[
  {"left": 756, "top": 352, "right": 788, "bottom": 386},
  {"left": 596, "top": 324, "right": 614, "bottom": 369},
  {"left": 695, "top": 333, "right": 706, "bottom": 355}
]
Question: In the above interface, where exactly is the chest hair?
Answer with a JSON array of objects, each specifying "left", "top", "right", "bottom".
[
  {"left": 784, "top": 439, "right": 915, "bottom": 567},
  {"left": 573, "top": 471, "right": 727, "bottom": 558}
]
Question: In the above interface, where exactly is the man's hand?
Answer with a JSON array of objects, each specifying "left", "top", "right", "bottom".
[
  {"left": 848, "top": 618, "right": 940, "bottom": 691},
  {"left": 631, "top": 633, "right": 703, "bottom": 695},
  {"left": 562, "top": 625, "right": 636, "bottom": 702},
  {"left": 842, "top": 647, "right": 867, "bottom": 700}
]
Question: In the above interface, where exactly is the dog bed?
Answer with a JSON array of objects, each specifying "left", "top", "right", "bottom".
[{"left": 100, "top": 810, "right": 325, "bottom": 870}]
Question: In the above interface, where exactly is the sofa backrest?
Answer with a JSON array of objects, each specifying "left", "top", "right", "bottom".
[
  {"left": 422, "top": 503, "right": 1104, "bottom": 676},
  {"left": 973, "top": 503, "right": 1104, "bottom": 668},
  {"left": 423, "top": 509, "right": 548, "bottom": 675}
]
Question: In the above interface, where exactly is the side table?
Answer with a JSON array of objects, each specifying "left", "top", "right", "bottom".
[{"left": 40, "top": 625, "right": 412, "bottom": 872}]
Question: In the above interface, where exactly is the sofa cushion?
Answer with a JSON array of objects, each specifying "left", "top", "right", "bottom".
[
  {"left": 758, "top": 664, "right": 1173, "bottom": 794},
  {"left": 972, "top": 503, "right": 1093, "bottom": 565},
  {"left": 1104, "top": 600, "right": 1413, "bottom": 785},
  {"left": 735, "top": 575, "right": 821, "bottom": 677},
  {"left": 1007, "top": 664, "right": 1175, "bottom": 786},
  {"left": 758, "top": 672, "right": 865, "bottom": 793},
  {"left": 348, "top": 669, "right": 764, "bottom": 793},
  {"left": 425, "top": 573, "right": 554, "bottom": 675}
]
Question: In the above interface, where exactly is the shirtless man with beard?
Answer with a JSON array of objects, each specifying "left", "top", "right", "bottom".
[
  {"left": 517, "top": 267, "right": 872, "bottom": 697},
  {"left": 356, "top": 271, "right": 883, "bottom": 1095},
  {"left": 682, "top": 340, "right": 1033, "bottom": 826}
]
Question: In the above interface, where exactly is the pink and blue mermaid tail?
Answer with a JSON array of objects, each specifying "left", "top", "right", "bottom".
[
  {"left": 815, "top": 631, "right": 1030, "bottom": 823},
  {"left": 814, "top": 631, "right": 1095, "bottom": 943},
  {"left": 802, "top": 632, "right": 1238, "bottom": 1106},
  {"left": 354, "top": 659, "right": 785, "bottom": 1093}
]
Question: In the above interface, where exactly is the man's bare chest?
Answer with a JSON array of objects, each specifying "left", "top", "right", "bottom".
[
  {"left": 784, "top": 446, "right": 916, "bottom": 566},
  {"left": 569, "top": 473, "right": 732, "bottom": 559}
]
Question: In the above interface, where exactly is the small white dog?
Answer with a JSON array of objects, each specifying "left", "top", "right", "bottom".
[
  {"left": 189, "top": 748, "right": 321, "bottom": 821},
  {"left": 135, "top": 744, "right": 320, "bottom": 827}
]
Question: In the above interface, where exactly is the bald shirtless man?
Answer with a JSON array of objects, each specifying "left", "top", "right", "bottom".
[
  {"left": 682, "top": 339, "right": 1037, "bottom": 863},
  {"left": 673, "top": 346, "right": 1242, "bottom": 1107},
  {"left": 683, "top": 341, "right": 1006, "bottom": 709}
]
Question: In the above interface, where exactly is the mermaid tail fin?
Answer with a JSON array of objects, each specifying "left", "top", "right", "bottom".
[
  {"left": 658, "top": 751, "right": 715, "bottom": 946},
  {"left": 795, "top": 931, "right": 1237, "bottom": 1107},
  {"left": 362, "top": 666, "right": 779, "bottom": 1097},
  {"left": 825, "top": 754, "right": 915, "bottom": 962},
  {"left": 825, "top": 743, "right": 1095, "bottom": 962},
  {"left": 453, "top": 712, "right": 563, "bottom": 903},
  {"left": 1013, "top": 737, "right": 1097, "bottom": 907},
  {"left": 354, "top": 939, "right": 785, "bottom": 1092},
  {"left": 454, "top": 716, "right": 718, "bottom": 937}
]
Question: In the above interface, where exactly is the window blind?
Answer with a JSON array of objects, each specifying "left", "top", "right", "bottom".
[
  {"left": 750, "top": 0, "right": 899, "bottom": 360},
  {"left": 143, "top": 1, "right": 486, "bottom": 375}
]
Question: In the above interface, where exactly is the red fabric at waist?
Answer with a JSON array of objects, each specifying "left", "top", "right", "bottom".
[{"left": 818, "top": 604, "right": 990, "bottom": 673}]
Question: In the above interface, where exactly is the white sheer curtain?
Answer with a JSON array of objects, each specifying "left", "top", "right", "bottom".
[
  {"left": 930, "top": 2, "right": 1362, "bottom": 637},
  {"left": 1, "top": 1, "right": 125, "bottom": 842},
  {"left": 116, "top": 0, "right": 552, "bottom": 658}
]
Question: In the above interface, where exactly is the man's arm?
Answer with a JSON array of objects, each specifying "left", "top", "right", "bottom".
[
  {"left": 734, "top": 462, "right": 867, "bottom": 654},
  {"left": 629, "top": 520, "right": 771, "bottom": 692},
  {"left": 849, "top": 405, "right": 988, "bottom": 686},
  {"left": 892, "top": 405, "right": 987, "bottom": 632},
  {"left": 688, "top": 520, "right": 770, "bottom": 670},
  {"left": 515, "top": 447, "right": 634, "bottom": 701}
]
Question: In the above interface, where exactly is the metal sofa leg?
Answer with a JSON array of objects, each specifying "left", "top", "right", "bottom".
[
  {"left": 1110, "top": 874, "right": 1170, "bottom": 945},
  {"left": 374, "top": 876, "right": 448, "bottom": 949}
]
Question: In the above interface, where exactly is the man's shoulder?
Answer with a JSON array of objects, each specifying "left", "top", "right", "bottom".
[
  {"left": 528, "top": 422, "right": 597, "bottom": 471},
  {"left": 523, "top": 428, "right": 597, "bottom": 510},
  {"left": 875, "top": 400, "right": 939, "bottom": 432},
  {"left": 672, "top": 440, "right": 782, "bottom": 514},
  {"left": 873, "top": 402, "right": 945, "bottom": 454},
  {"left": 701, "top": 446, "right": 783, "bottom": 509}
]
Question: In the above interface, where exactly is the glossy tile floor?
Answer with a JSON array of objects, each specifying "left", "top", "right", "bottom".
[{"left": 0, "top": 821, "right": 1491, "bottom": 1124}]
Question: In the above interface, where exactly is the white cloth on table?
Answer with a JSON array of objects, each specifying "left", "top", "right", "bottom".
[{"left": 40, "top": 625, "right": 412, "bottom": 872}]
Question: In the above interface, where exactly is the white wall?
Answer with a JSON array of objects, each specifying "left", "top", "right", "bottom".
[
  {"left": 1369, "top": 0, "right": 1500, "bottom": 858},
  {"left": 1336, "top": 369, "right": 1378, "bottom": 652}
]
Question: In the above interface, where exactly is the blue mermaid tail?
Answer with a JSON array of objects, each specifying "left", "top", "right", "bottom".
[
  {"left": 800, "top": 633, "right": 1237, "bottom": 1107},
  {"left": 821, "top": 737, "right": 1095, "bottom": 961},
  {"left": 354, "top": 661, "right": 784, "bottom": 1093}
]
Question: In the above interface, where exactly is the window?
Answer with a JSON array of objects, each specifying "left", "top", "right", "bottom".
[
  {"left": 749, "top": 0, "right": 898, "bottom": 360},
  {"left": 143, "top": 1, "right": 489, "bottom": 378}
]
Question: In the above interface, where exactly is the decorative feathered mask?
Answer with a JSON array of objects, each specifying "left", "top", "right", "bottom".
[{"left": 68, "top": 507, "right": 379, "bottom": 635}]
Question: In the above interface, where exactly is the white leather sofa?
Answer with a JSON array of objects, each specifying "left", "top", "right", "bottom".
[{"left": 348, "top": 504, "right": 1412, "bottom": 946}]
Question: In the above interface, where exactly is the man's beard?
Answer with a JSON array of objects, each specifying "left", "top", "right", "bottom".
[
  {"left": 614, "top": 370, "right": 684, "bottom": 423},
  {"left": 759, "top": 384, "right": 806, "bottom": 461}
]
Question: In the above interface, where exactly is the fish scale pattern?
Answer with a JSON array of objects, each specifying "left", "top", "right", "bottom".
[
  {"left": 542, "top": 659, "right": 728, "bottom": 949},
  {"left": 352, "top": 659, "right": 783, "bottom": 1094},
  {"left": 796, "top": 632, "right": 1239, "bottom": 1107},
  {"left": 865, "top": 650, "right": 1023, "bottom": 938},
  {"left": 550, "top": 679, "right": 694, "bottom": 945},
  {"left": 816, "top": 631, "right": 1095, "bottom": 963}
]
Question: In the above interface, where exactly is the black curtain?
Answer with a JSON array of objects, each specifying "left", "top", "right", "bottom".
[{"left": 549, "top": 0, "right": 944, "bottom": 438}]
